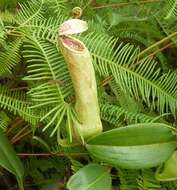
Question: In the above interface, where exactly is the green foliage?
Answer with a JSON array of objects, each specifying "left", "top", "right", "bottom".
[
  {"left": 118, "top": 169, "right": 139, "bottom": 190},
  {"left": 165, "top": 0, "right": 177, "bottom": 19},
  {"left": 0, "top": 0, "right": 177, "bottom": 189},
  {"left": 100, "top": 103, "right": 155, "bottom": 125},
  {"left": 137, "top": 170, "right": 162, "bottom": 190},
  {"left": 16, "top": 0, "right": 44, "bottom": 26},
  {"left": 0, "top": 85, "right": 38, "bottom": 125},
  {"left": 81, "top": 33, "right": 177, "bottom": 115},
  {"left": 0, "top": 128, "right": 24, "bottom": 190},
  {"left": 0, "top": 10, "right": 15, "bottom": 23},
  {"left": 86, "top": 123, "right": 177, "bottom": 169},
  {"left": 23, "top": 35, "right": 75, "bottom": 136},
  {"left": 118, "top": 169, "right": 162, "bottom": 190},
  {"left": 155, "top": 150, "right": 177, "bottom": 181},
  {"left": 0, "top": 38, "right": 22, "bottom": 74},
  {"left": 0, "top": 112, "right": 10, "bottom": 130},
  {"left": 67, "top": 163, "right": 112, "bottom": 190}
]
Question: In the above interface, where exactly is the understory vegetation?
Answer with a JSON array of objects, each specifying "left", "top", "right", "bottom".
[{"left": 0, "top": 0, "right": 177, "bottom": 189}]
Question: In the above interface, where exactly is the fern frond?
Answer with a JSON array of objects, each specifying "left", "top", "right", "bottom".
[
  {"left": 44, "top": 0, "right": 68, "bottom": 14},
  {"left": 70, "top": 159, "right": 84, "bottom": 173},
  {"left": 0, "top": 10, "right": 15, "bottom": 23},
  {"left": 88, "top": 20, "right": 106, "bottom": 34},
  {"left": 23, "top": 35, "right": 75, "bottom": 136},
  {"left": 0, "top": 38, "right": 22, "bottom": 74},
  {"left": 100, "top": 103, "right": 155, "bottom": 125},
  {"left": 0, "top": 112, "right": 10, "bottom": 130},
  {"left": 0, "top": 31, "right": 5, "bottom": 46},
  {"left": 162, "top": 181, "right": 177, "bottom": 190},
  {"left": 109, "top": 79, "right": 142, "bottom": 113},
  {"left": 19, "top": 14, "right": 66, "bottom": 43},
  {"left": 16, "top": 0, "right": 44, "bottom": 26},
  {"left": 51, "top": 144, "right": 84, "bottom": 155},
  {"left": 0, "top": 21, "right": 6, "bottom": 46},
  {"left": 23, "top": 35, "right": 73, "bottom": 96},
  {"left": 137, "top": 170, "right": 161, "bottom": 190},
  {"left": 118, "top": 169, "right": 139, "bottom": 190},
  {"left": 30, "top": 16, "right": 65, "bottom": 43},
  {"left": 116, "top": 31, "right": 148, "bottom": 46},
  {"left": 0, "top": 85, "right": 38, "bottom": 125},
  {"left": 28, "top": 83, "right": 74, "bottom": 137},
  {"left": 156, "top": 18, "right": 177, "bottom": 45},
  {"left": 81, "top": 33, "right": 177, "bottom": 115},
  {"left": 165, "top": 0, "right": 177, "bottom": 19},
  {"left": 108, "top": 18, "right": 165, "bottom": 54}
]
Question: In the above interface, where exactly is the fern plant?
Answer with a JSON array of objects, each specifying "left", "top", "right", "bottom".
[{"left": 0, "top": 0, "right": 177, "bottom": 189}]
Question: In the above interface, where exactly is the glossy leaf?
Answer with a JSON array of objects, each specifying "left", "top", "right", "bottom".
[
  {"left": 86, "top": 123, "right": 177, "bottom": 169},
  {"left": 156, "top": 150, "right": 177, "bottom": 181},
  {"left": 0, "top": 129, "right": 24, "bottom": 190},
  {"left": 67, "top": 163, "right": 112, "bottom": 190}
]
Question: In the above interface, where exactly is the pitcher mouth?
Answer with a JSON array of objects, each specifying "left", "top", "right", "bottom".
[{"left": 60, "top": 35, "right": 85, "bottom": 52}]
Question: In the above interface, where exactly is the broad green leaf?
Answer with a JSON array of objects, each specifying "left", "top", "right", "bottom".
[
  {"left": 155, "top": 150, "right": 177, "bottom": 181},
  {"left": 67, "top": 163, "right": 112, "bottom": 190},
  {"left": 86, "top": 123, "right": 177, "bottom": 169},
  {"left": 0, "top": 128, "right": 24, "bottom": 190}
]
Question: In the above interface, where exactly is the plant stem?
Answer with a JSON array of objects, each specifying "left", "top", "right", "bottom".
[
  {"left": 139, "top": 31, "right": 177, "bottom": 57},
  {"left": 100, "top": 76, "right": 113, "bottom": 87},
  {"left": 130, "top": 42, "right": 172, "bottom": 69},
  {"left": 147, "top": 42, "right": 172, "bottom": 58},
  {"left": 17, "top": 152, "right": 87, "bottom": 157},
  {"left": 11, "top": 129, "right": 31, "bottom": 144},
  {"left": 6, "top": 118, "right": 23, "bottom": 135},
  {"left": 10, "top": 126, "right": 29, "bottom": 144},
  {"left": 91, "top": 0, "right": 97, "bottom": 5},
  {"left": 93, "top": 0, "right": 162, "bottom": 9}
]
